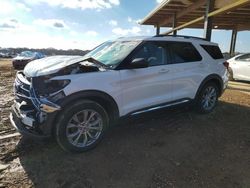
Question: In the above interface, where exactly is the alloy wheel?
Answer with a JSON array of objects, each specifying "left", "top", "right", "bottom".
[
  {"left": 201, "top": 86, "right": 217, "bottom": 111},
  {"left": 66, "top": 109, "right": 103, "bottom": 148}
]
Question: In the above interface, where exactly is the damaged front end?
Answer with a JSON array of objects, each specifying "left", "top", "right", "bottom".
[
  {"left": 9, "top": 71, "right": 66, "bottom": 137},
  {"left": 9, "top": 56, "right": 105, "bottom": 137}
]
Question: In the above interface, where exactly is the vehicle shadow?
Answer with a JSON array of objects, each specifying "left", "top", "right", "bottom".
[{"left": 16, "top": 101, "right": 250, "bottom": 188}]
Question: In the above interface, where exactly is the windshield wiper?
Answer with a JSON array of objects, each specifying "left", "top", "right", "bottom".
[{"left": 84, "top": 57, "right": 110, "bottom": 69}]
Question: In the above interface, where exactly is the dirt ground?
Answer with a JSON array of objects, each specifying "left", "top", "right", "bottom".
[{"left": 0, "top": 59, "right": 250, "bottom": 188}]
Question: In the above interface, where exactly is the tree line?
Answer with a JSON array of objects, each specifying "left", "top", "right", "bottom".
[{"left": 0, "top": 47, "right": 90, "bottom": 56}]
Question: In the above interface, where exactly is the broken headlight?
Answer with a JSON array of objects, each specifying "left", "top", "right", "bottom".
[{"left": 44, "top": 79, "right": 70, "bottom": 94}]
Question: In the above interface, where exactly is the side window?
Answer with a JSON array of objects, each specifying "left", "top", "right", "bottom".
[
  {"left": 236, "top": 54, "right": 250, "bottom": 61},
  {"left": 201, "top": 45, "right": 224, "bottom": 59},
  {"left": 131, "top": 42, "right": 168, "bottom": 66},
  {"left": 168, "top": 42, "right": 202, "bottom": 64}
]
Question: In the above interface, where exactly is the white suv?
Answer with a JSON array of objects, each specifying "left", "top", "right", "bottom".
[{"left": 10, "top": 36, "right": 228, "bottom": 152}]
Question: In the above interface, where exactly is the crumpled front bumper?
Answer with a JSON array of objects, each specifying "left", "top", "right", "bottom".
[
  {"left": 9, "top": 72, "right": 61, "bottom": 138},
  {"left": 10, "top": 106, "right": 50, "bottom": 138},
  {"left": 10, "top": 100, "right": 59, "bottom": 138}
]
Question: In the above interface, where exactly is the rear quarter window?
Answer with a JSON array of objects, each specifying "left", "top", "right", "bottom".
[
  {"left": 168, "top": 42, "right": 202, "bottom": 64},
  {"left": 201, "top": 45, "right": 224, "bottom": 59}
]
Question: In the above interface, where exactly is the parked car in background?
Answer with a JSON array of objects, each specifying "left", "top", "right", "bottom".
[
  {"left": 0, "top": 52, "right": 10, "bottom": 58},
  {"left": 12, "top": 51, "right": 45, "bottom": 70},
  {"left": 0, "top": 50, "right": 14, "bottom": 58},
  {"left": 227, "top": 53, "right": 250, "bottom": 81}
]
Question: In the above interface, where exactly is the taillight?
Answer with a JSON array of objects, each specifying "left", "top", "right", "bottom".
[{"left": 223, "top": 61, "right": 229, "bottom": 70}]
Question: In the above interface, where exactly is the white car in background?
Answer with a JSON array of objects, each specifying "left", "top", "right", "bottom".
[{"left": 228, "top": 53, "right": 250, "bottom": 81}]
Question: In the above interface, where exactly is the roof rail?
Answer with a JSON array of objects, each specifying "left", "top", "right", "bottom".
[{"left": 154, "top": 34, "right": 208, "bottom": 41}]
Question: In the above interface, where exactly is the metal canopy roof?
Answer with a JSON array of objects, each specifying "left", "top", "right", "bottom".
[{"left": 141, "top": 0, "right": 250, "bottom": 32}]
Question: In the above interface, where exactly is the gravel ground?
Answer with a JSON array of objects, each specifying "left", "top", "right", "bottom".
[{"left": 0, "top": 59, "right": 250, "bottom": 188}]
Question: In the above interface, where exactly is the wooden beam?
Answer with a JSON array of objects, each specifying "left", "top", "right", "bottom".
[
  {"left": 230, "top": 29, "right": 237, "bottom": 56},
  {"left": 163, "top": 0, "right": 250, "bottom": 34},
  {"left": 236, "top": 24, "right": 250, "bottom": 30},
  {"left": 215, "top": 0, "right": 239, "bottom": 8},
  {"left": 204, "top": 0, "right": 215, "bottom": 41},
  {"left": 156, "top": 25, "right": 160, "bottom": 35},
  {"left": 165, "top": 23, "right": 250, "bottom": 30},
  {"left": 159, "top": 0, "right": 205, "bottom": 26},
  {"left": 141, "top": 0, "right": 172, "bottom": 24},
  {"left": 172, "top": 13, "right": 177, "bottom": 35}
]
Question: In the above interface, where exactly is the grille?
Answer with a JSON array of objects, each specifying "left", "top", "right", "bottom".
[{"left": 14, "top": 72, "right": 31, "bottom": 98}]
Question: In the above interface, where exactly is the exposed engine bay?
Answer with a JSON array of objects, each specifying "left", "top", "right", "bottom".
[{"left": 32, "top": 60, "right": 103, "bottom": 96}]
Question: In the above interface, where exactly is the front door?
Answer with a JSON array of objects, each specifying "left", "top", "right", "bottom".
[{"left": 119, "top": 41, "right": 172, "bottom": 115}]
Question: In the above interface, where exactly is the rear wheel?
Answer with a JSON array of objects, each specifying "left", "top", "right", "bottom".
[
  {"left": 196, "top": 82, "right": 219, "bottom": 113},
  {"left": 55, "top": 100, "right": 109, "bottom": 152}
]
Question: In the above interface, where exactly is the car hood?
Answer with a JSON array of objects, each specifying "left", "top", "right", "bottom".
[
  {"left": 13, "top": 56, "right": 33, "bottom": 61},
  {"left": 24, "top": 55, "right": 86, "bottom": 77}
]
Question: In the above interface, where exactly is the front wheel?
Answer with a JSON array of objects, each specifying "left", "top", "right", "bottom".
[
  {"left": 196, "top": 82, "right": 219, "bottom": 114},
  {"left": 55, "top": 100, "right": 109, "bottom": 152}
]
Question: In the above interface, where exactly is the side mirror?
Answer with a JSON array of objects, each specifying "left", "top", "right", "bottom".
[{"left": 130, "top": 58, "right": 149, "bottom": 69}]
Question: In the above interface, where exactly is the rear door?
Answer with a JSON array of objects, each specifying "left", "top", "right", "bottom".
[{"left": 167, "top": 42, "right": 204, "bottom": 101}]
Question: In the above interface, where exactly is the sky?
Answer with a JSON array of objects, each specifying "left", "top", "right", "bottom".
[{"left": 0, "top": 0, "right": 249, "bottom": 52}]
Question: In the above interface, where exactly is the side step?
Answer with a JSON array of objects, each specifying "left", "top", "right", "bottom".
[{"left": 131, "top": 99, "right": 190, "bottom": 115}]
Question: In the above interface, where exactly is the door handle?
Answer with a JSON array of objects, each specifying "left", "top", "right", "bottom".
[{"left": 158, "top": 69, "right": 169, "bottom": 73}]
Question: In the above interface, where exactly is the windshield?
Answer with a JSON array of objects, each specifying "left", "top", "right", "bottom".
[
  {"left": 84, "top": 40, "right": 141, "bottom": 68},
  {"left": 20, "top": 51, "right": 35, "bottom": 58}
]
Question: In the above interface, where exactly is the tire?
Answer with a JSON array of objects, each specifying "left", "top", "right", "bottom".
[
  {"left": 228, "top": 68, "right": 234, "bottom": 81},
  {"left": 55, "top": 100, "right": 109, "bottom": 152},
  {"left": 196, "top": 82, "right": 219, "bottom": 114}
]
